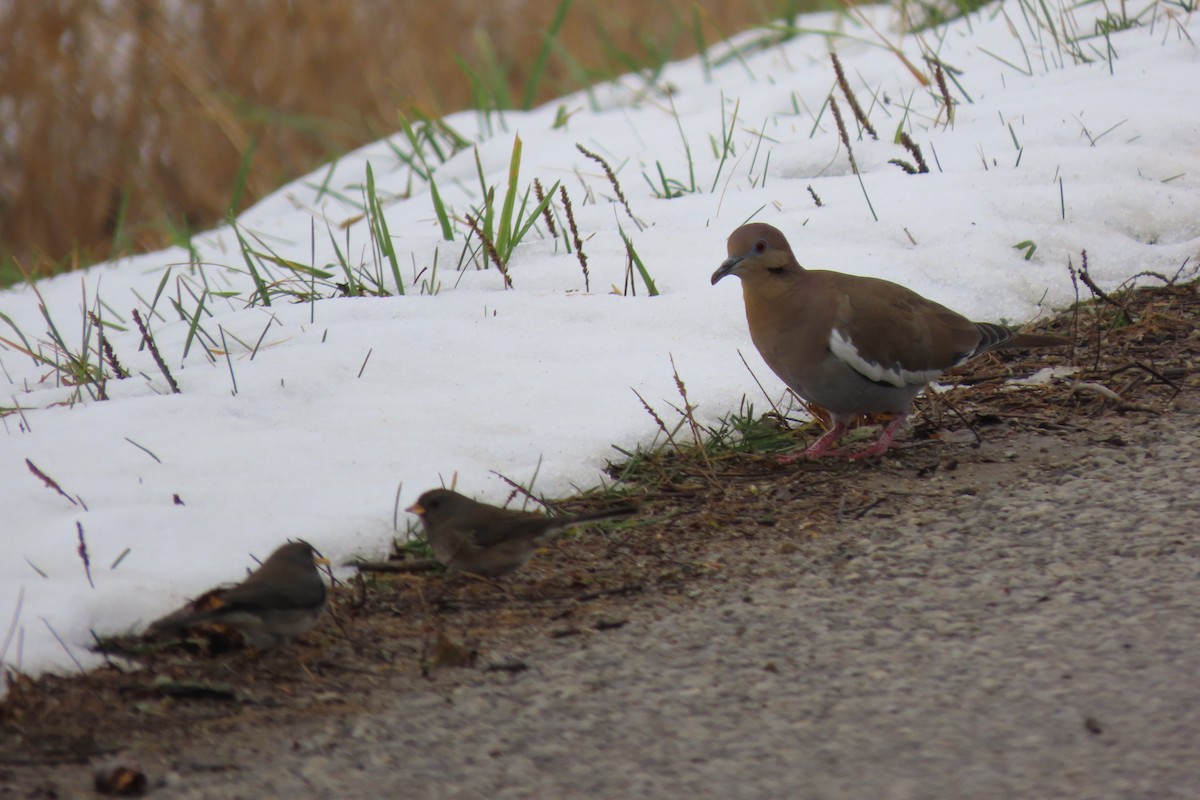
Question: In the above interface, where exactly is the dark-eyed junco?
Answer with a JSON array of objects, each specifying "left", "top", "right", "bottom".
[
  {"left": 407, "top": 489, "right": 636, "bottom": 577},
  {"left": 145, "top": 541, "right": 329, "bottom": 649},
  {"left": 712, "top": 222, "right": 1068, "bottom": 459}
]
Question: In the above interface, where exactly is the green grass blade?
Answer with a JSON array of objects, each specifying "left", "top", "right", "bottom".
[
  {"left": 619, "top": 224, "right": 659, "bottom": 297},
  {"left": 231, "top": 220, "right": 271, "bottom": 307},
  {"left": 227, "top": 135, "right": 258, "bottom": 215},
  {"left": 521, "top": 0, "right": 574, "bottom": 109},
  {"left": 496, "top": 135, "right": 523, "bottom": 261},
  {"left": 366, "top": 163, "right": 404, "bottom": 295}
]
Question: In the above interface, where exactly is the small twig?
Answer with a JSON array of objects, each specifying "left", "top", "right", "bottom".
[
  {"left": 131, "top": 308, "right": 180, "bottom": 393},
  {"left": 250, "top": 313, "right": 277, "bottom": 360},
  {"left": 1078, "top": 250, "right": 1137, "bottom": 323},
  {"left": 737, "top": 349, "right": 785, "bottom": 419},
  {"left": 218, "top": 325, "right": 238, "bottom": 396},
  {"left": 392, "top": 480, "right": 404, "bottom": 532},
  {"left": 1107, "top": 363, "right": 1182, "bottom": 396},
  {"left": 1072, "top": 381, "right": 1123, "bottom": 402},
  {"left": 25, "top": 459, "right": 78, "bottom": 506},
  {"left": 830, "top": 52, "right": 877, "bottom": 139},
  {"left": 42, "top": 617, "right": 85, "bottom": 673},
  {"left": 930, "top": 390, "right": 983, "bottom": 446},
  {"left": 110, "top": 548, "right": 131, "bottom": 570},
  {"left": 123, "top": 437, "right": 162, "bottom": 463},
  {"left": 534, "top": 178, "right": 556, "bottom": 237},
  {"left": 351, "top": 558, "right": 442, "bottom": 574},
  {"left": 559, "top": 186, "right": 590, "bottom": 292},
  {"left": 357, "top": 347, "right": 373, "bottom": 379},
  {"left": 0, "top": 586, "right": 25, "bottom": 668},
  {"left": 806, "top": 184, "right": 824, "bottom": 207},
  {"left": 77, "top": 522, "right": 94, "bottom": 589},
  {"left": 576, "top": 144, "right": 643, "bottom": 230}
]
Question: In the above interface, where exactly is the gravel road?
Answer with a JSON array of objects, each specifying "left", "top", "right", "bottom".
[{"left": 52, "top": 412, "right": 1185, "bottom": 800}]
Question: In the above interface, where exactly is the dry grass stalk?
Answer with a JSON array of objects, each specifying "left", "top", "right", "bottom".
[
  {"left": 806, "top": 185, "right": 824, "bottom": 207},
  {"left": 575, "top": 144, "right": 642, "bottom": 230},
  {"left": 830, "top": 52, "right": 877, "bottom": 140},
  {"left": 828, "top": 96, "right": 860, "bottom": 176},
  {"left": 534, "top": 178, "right": 557, "bottom": 237},
  {"left": 131, "top": 308, "right": 181, "bottom": 394},
  {"left": 559, "top": 186, "right": 590, "bottom": 292},
  {"left": 932, "top": 60, "right": 955, "bottom": 126},
  {"left": 898, "top": 132, "right": 930, "bottom": 173},
  {"left": 1, "top": 1, "right": 764, "bottom": 279},
  {"left": 76, "top": 522, "right": 94, "bottom": 589},
  {"left": 464, "top": 215, "right": 513, "bottom": 289},
  {"left": 25, "top": 459, "right": 79, "bottom": 506},
  {"left": 88, "top": 312, "right": 128, "bottom": 380}
]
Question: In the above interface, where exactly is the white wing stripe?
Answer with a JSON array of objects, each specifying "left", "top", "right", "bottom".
[{"left": 829, "top": 329, "right": 943, "bottom": 388}]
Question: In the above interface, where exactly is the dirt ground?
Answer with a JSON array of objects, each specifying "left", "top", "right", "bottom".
[{"left": 1, "top": 275, "right": 1197, "bottom": 798}]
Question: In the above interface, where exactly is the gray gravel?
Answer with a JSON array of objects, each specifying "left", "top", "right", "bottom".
[{"left": 17, "top": 416, "right": 1200, "bottom": 799}]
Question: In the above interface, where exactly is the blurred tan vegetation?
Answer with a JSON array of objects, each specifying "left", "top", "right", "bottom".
[{"left": 0, "top": 0, "right": 812, "bottom": 285}]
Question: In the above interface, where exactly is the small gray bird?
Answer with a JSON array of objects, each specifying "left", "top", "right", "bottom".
[
  {"left": 145, "top": 541, "right": 329, "bottom": 649},
  {"left": 407, "top": 489, "right": 636, "bottom": 577}
]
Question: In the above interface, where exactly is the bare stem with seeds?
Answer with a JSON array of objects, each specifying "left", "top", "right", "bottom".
[
  {"left": 132, "top": 308, "right": 180, "bottom": 393},
  {"left": 464, "top": 215, "right": 513, "bottom": 289},
  {"left": 534, "top": 178, "right": 556, "bottom": 237},
  {"left": 576, "top": 144, "right": 642, "bottom": 230},
  {"left": 559, "top": 186, "right": 590, "bottom": 292},
  {"left": 831, "top": 52, "right": 877, "bottom": 140}
]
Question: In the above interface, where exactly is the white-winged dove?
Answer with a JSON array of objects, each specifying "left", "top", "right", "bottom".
[
  {"left": 146, "top": 541, "right": 329, "bottom": 649},
  {"left": 407, "top": 489, "right": 636, "bottom": 577},
  {"left": 712, "top": 223, "right": 1068, "bottom": 459}
]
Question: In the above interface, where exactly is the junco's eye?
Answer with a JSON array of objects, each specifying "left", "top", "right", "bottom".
[{"left": 754, "top": 239, "right": 767, "bottom": 254}]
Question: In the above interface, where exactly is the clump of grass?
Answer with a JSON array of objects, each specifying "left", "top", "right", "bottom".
[
  {"left": 610, "top": 365, "right": 803, "bottom": 490},
  {"left": 0, "top": 278, "right": 117, "bottom": 403},
  {"left": 364, "top": 163, "right": 405, "bottom": 295},
  {"left": 459, "top": 136, "right": 561, "bottom": 281},
  {"left": 618, "top": 225, "right": 659, "bottom": 297},
  {"left": 641, "top": 97, "right": 698, "bottom": 199}
]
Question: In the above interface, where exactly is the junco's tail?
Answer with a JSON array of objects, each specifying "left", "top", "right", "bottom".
[{"left": 549, "top": 503, "right": 638, "bottom": 532}]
